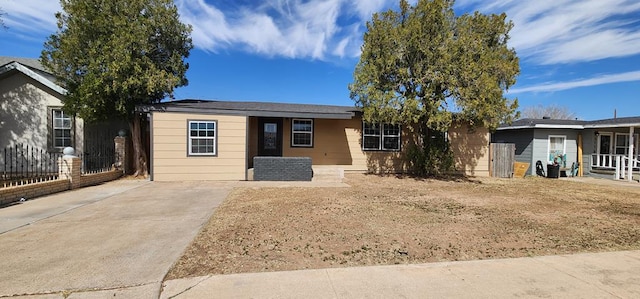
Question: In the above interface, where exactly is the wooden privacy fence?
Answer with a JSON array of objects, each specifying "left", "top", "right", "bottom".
[{"left": 490, "top": 143, "right": 515, "bottom": 178}]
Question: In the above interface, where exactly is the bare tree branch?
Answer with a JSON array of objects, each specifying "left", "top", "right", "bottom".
[{"left": 521, "top": 104, "right": 576, "bottom": 120}]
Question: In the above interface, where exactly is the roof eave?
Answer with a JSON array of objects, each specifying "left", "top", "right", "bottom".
[
  {"left": 497, "top": 124, "right": 583, "bottom": 130},
  {"left": 535, "top": 124, "right": 584, "bottom": 129},
  {"left": 496, "top": 125, "right": 534, "bottom": 130},
  {"left": 141, "top": 105, "right": 355, "bottom": 119},
  {"left": 584, "top": 123, "right": 640, "bottom": 129},
  {"left": 0, "top": 62, "right": 67, "bottom": 96}
]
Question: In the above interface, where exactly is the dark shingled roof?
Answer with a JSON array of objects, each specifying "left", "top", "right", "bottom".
[
  {"left": 0, "top": 56, "right": 57, "bottom": 83},
  {"left": 499, "top": 116, "right": 640, "bottom": 130},
  {"left": 142, "top": 99, "right": 359, "bottom": 119},
  {"left": 584, "top": 116, "right": 640, "bottom": 127},
  {"left": 0, "top": 57, "right": 45, "bottom": 71},
  {"left": 507, "top": 118, "right": 586, "bottom": 127}
]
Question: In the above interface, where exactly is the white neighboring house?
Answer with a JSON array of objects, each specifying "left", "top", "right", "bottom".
[{"left": 0, "top": 57, "right": 84, "bottom": 154}]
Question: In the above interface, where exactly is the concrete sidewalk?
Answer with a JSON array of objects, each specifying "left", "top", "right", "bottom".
[
  {"left": 0, "top": 179, "right": 232, "bottom": 298},
  {"left": 161, "top": 250, "right": 640, "bottom": 298}
]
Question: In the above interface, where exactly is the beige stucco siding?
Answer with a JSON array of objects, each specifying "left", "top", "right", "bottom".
[
  {"left": 0, "top": 71, "right": 83, "bottom": 153},
  {"left": 151, "top": 112, "right": 247, "bottom": 181},
  {"left": 449, "top": 125, "right": 490, "bottom": 177}
]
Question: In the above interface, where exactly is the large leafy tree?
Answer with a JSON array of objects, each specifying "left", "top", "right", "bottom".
[
  {"left": 41, "top": 0, "right": 192, "bottom": 177},
  {"left": 349, "top": 0, "right": 519, "bottom": 132}
]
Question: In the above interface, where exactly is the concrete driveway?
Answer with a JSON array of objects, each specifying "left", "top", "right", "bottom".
[{"left": 0, "top": 179, "right": 231, "bottom": 298}]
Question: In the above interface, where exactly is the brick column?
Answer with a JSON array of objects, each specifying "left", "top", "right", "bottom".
[
  {"left": 58, "top": 147, "right": 82, "bottom": 189},
  {"left": 114, "top": 136, "right": 129, "bottom": 174}
]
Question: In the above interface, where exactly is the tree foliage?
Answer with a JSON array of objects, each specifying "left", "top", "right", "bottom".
[
  {"left": 349, "top": 0, "right": 520, "bottom": 132},
  {"left": 40, "top": 0, "right": 192, "bottom": 176},
  {"left": 41, "top": 0, "right": 192, "bottom": 122},
  {"left": 521, "top": 104, "right": 576, "bottom": 120},
  {"left": 406, "top": 129, "right": 454, "bottom": 176}
]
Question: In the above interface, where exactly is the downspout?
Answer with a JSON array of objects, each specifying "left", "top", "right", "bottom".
[{"left": 245, "top": 116, "right": 249, "bottom": 181}]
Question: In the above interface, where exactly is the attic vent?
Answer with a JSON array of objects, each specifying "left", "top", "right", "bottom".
[{"left": 542, "top": 116, "right": 551, "bottom": 119}]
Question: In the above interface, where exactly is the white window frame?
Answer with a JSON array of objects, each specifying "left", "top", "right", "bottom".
[
  {"left": 547, "top": 135, "right": 566, "bottom": 164},
  {"left": 291, "top": 119, "right": 313, "bottom": 147},
  {"left": 381, "top": 123, "right": 401, "bottom": 151},
  {"left": 52, "top": 109, "right": 72, "bottom": 148},
  {"left": 188, "top": 120, "right": 217, "bottom": 156},
  {"left": 362, "top": 122, "right": 401, "bottom": 151},
  {"left": 362, "top": 122, "right": 381, "bottom": 150}
]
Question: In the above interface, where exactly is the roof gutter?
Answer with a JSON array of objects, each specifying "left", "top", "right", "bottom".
[
  {"left": 534, "top": 124, "right": 584, "bottom": 129},
  {"left": 497, "top": 124, "right": 584, "bottom": 130},
  {"left": 584, "top": 123, "right": 640, "bottom": 129}
]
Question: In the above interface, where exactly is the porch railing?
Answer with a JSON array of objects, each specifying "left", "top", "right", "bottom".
[
  {"left": 590, "top": 154, "right": 640, "bottom": 169},
  {"left": 1, "top": 144, "right": 62, "bottom": 187},
  {"left": 616, "top": 156, "right": 640, "bottom": 180}
]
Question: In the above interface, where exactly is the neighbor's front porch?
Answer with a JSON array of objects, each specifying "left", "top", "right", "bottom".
[{"left": 587, "top": 123, "right": 639, "bottom": 182}]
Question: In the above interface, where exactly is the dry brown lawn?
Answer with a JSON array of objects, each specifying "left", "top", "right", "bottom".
[{"left": 166, "top": 174, "right": 640, "bottom": 280}]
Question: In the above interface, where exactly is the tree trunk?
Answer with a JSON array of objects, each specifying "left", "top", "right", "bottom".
[{"left": 129, "top": 113, "right": 148, "bottom": 177}]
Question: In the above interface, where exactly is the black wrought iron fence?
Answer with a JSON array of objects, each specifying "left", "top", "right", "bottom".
[
  {"left": 81, "top": 148, "right": 118, "bottom": 174},
  {"left": 1, "top": 144, "right": 61, "bottom": 187}
]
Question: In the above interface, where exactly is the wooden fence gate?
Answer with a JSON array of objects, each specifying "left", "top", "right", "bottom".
[{"left": 490, "top": 143, "right": 515, "bottom": 178}]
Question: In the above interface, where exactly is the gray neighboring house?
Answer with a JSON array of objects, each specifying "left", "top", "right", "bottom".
[
  {"left": 493, "top": 117, "right": 640, "bottom": 180},
  {"left": 0, "top": 57, "right": 127, "bottom": 161}
]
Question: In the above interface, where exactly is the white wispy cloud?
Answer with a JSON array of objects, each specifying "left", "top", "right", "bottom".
[
  {"left": 456, "top": 0, "right": 640, "bottom": 65},
  {"left": 1, "top": 0, "right": 61, "bottom": 32},
  {"left": 509, "top": 70, "right": 640, "bottom": 93},
  {"left": 175, "top": 0, "right": 378, "bottom": 60},
  {"left": 3, "top": 0, "right": 640, "bottom": 69},
  {"left": 1, "top": 0, "right": 383, "bottom": 60},
  {"left": 350, "top": 0, "right": 388, "bottom": 20}
]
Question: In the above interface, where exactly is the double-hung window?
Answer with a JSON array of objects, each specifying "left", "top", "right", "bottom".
[
  {"left": 188, "top": 120, "right": 217, "bottom": 156},
  {"left": 291, "top": 119, "right": 313, "bottom": 147},
  {"left": 363, "top": 122, "right": 401, "bottom": 151},
  {"left": 52, "top": 109, "right": 72, "bottom": 148},
  {"left": 548, "top": 135, "right": 566, "bottom": 163}
]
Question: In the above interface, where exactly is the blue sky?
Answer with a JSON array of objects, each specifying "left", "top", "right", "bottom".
[{"left": 1, "top": 0, "right": 639, "bottom": 120}]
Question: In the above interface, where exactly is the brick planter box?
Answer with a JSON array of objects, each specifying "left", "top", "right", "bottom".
[{"left": 253, "top": 157, "right": 312, "bottom": 181}]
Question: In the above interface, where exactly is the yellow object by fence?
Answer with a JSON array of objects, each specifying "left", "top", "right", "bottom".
[{"left": 513, "top": 162, "right": 530, "bottom": 178}]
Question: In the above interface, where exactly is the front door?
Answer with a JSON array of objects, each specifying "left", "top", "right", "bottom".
[
  {"left": 598, "top": 133, "right": 612, "bottom": 156},
  {"left": 258, "top": 118, "right": 283, "bottom": 156}
]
